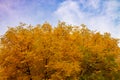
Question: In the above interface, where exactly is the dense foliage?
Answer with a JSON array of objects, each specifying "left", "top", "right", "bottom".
[{"left": 0, "top": 22, "right": 120, "bottom": 80}]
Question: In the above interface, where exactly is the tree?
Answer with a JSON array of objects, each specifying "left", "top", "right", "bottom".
[{"left": 0, "top": 22, "right": 120, "bottom": 80}]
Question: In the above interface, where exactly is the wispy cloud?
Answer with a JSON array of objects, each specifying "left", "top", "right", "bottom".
[
  {"left": 0, "top": 0, "right": 59, "bottom": 35},
  {"left": 0, "top": 0, "right": 120, "bottom": 39},
  {"left": 54, "top": 0, "right": 120, "bottom": 38}
]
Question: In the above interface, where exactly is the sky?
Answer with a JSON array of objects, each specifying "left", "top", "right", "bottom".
[{"left": 0, "top": 0, "right": 120, "bottom": 38}]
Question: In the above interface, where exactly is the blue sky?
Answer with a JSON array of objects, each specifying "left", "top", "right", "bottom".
[{"left": 0, "top": 0, "right": 120, "bottom": 38}]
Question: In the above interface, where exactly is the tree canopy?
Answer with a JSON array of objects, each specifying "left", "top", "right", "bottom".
[{"left": 0, "top": 22, "right": 120, "bottom": 80}]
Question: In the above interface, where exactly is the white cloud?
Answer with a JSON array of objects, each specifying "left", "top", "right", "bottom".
[
  {"left": 54, "top": 0, "right": 120, "bottom": 38},
  {"left": 54, "top": 0, "right": 85, "bottom": 25},
  {"left": 0, "top": 0, "right": 120, "bottom": 39},
  {"left": 0, "top": 0, "right": 48, "bottom": 35},
  {"left": 79, "top": 0, "right": 100, "bottom": 10}
]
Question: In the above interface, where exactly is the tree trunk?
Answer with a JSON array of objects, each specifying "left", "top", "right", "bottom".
[
  {"left": 26, "top": 63, "right": 32, "bottom": 80},
  {"left": 44, "top": 58, "right": 48, "bottom": 80}
]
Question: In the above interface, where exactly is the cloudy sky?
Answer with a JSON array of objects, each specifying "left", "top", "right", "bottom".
[{"left": 0, "top": 0, "right": 120, "bottom": 38}]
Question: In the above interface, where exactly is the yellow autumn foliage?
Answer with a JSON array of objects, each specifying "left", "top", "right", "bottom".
[{"left": 0, "top": 22, "right": 120, "bottom": 80}]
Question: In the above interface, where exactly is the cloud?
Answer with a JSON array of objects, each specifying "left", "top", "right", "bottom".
[
  {"left": 54, "top": 0, "right": 120, "bottom": 38},
  {"left": 0, "top": 0, "right": 58, "bottom": 35},
  {"left": 0, "top": 0, "right": 120, "bottom": 38},
  {"left": 0, "top": 0, "right": 42, "bottom": 24},
  {"left": 54, "top": 0, "right": 85, "bottom": 25}
]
